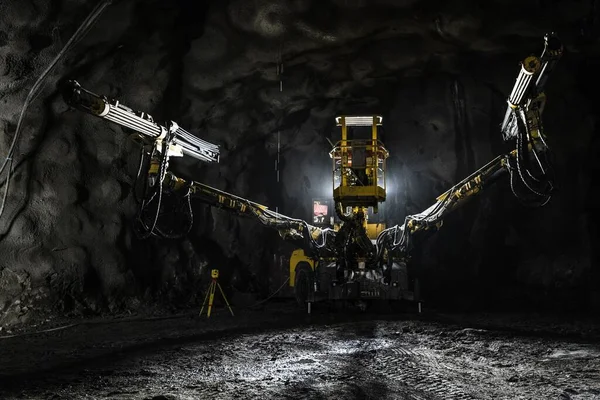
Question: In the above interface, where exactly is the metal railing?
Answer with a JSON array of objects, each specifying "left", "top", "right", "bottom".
[{"left": 329, "top": 139, "right": 388, "bottom": 191}]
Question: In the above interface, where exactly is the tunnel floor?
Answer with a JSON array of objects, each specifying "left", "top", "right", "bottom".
[{"left": 1, "top": 302, "right": 599, "bottom": 399}]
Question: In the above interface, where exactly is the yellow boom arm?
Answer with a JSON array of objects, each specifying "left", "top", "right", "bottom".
[
  {"left": 377, "top": 32, "right": 562, "bottom": 257},
  {"left": 161, "top": 169, "right": 331, "bottom": 246}
]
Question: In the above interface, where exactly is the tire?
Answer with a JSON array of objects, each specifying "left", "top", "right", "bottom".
[{"left": 294, "top": 263, "right": 314, "bottom": 306}]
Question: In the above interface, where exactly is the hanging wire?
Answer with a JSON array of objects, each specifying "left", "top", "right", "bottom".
[
  {"left": 277, "top": 40, "right": 284, "bottom": 92},
  {"left": 0, "top": 158, "right": 13, "bottom": 219},
  {"left": 0, "top": 0, "right": 113, "bottom": 224},
  {"left": 244, "top": 277, "right": 290, "bottom": 309},
  {"left": 274, "top": 40, "right": 284, "bottom": 226},
  {"left": 133, "top": 144, "right": 148, "bottom": 203},
  {"left": 135, "top": 127, "right": 173, "bottom": 239}
]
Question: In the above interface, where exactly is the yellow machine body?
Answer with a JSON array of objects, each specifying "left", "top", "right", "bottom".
[
  {"left": 289, "top": 115, "right": 390, "bottom": 288},
  {"left": 65, "top": 35, "right": 561, "bottom": 306},
  {"left": 289, "top": 249, "right": 316, "bottom": 287},
  {"left": 332, "top": 221, "right": 386, "bottom": 240},
  {"left": 330, "top": 115, "right": 389, "bottom": 212},
  {"left": 287, "top": 220, "right": 386, "bottom": 288},
  {"left": 365, "top": 222, "right": 386, "bottom": 239}
]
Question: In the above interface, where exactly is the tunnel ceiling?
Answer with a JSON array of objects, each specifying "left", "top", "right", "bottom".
[{"left": 0, "top": 0, "right": 599, "bottom": 325}]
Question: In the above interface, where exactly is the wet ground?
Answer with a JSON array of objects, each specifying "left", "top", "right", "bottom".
[{"left": 1, "top": 302, "right": 599, "bottom": 399}]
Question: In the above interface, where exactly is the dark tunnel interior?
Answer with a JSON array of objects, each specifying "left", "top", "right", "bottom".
[{"left": 0, "top": 0, "right": 599, "bottom": 398}]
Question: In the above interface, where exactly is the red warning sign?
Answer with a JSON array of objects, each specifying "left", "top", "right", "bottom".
[{"left": 313, "top": 200, "right": 329, "bottom": 225}]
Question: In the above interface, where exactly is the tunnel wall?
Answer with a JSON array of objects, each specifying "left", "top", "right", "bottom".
[{"left": 0, "top": 0, "right": 598, "bottom": 327}]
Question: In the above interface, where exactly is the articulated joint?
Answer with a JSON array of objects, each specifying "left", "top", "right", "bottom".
[
  {"left": 154, "top": 121, "right": 183, "bottom": 158},
  {"left": 543, "top": 32, "right": 563, "bottom": 58}
]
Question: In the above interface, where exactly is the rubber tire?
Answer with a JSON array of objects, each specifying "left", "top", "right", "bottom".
[{"left": 294, "top": 263, "right": 314, "bottom": 307}]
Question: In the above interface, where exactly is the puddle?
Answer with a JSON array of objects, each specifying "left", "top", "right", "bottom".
[{"left": 544, "top": 348, "right": 598, "bottom": 360}]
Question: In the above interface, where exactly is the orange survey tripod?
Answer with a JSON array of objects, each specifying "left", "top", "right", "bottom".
[{"left": 199, "top": 269, "right": 234, "bottom": 318}]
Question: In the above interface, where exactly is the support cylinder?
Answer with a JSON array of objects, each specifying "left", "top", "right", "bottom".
[{"left": 508, "top": 56, "right": 541, "bottom": 107}]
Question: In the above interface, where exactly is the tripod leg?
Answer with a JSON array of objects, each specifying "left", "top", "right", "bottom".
[
  {"left": 207, "top": 281, "right": 216, "bottom": 318},
  {"left": 217, "top": 283, "right": 235, "bottom": 317},
  {"left": 199, "top": 282, "right": 213, "bottom": 316}
]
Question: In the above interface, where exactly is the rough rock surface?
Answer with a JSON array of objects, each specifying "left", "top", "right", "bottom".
[
  {"left": 0, "top": 0, "right": 598, "bottom": 326},
  {"left": 2, "top": 307, "right": 600, "bottom": 399}
]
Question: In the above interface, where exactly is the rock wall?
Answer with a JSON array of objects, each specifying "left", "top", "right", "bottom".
[{"left": 0, "top": 0, "right": 598, "bottom": 326}]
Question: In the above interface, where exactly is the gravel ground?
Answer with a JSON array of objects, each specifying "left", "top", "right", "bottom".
[{"left": 0, "top": 302, "right": 599, "bottom": 399}]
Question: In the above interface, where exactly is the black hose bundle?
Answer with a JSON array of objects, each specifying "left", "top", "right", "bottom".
[
  {"left": 134, "top": 124, "right": 194, "bottom": 240},
  {"left": 508, "top": 108, "right": 554, "bottom": 207}
]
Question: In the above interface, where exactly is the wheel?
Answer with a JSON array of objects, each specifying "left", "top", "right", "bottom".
[{"left": 294, "top": 263, "right": 314, "bottom": 307}]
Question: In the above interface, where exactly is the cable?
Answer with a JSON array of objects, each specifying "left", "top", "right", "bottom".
[
  {"left": 514, "top": 109, "right": 551, "bottom": 198},
  {"left": 0, "top": 157, "right": 13, "bottom": 219},
  {"left": 152, "top": 186, "right": 194, "bottom": 239},
  {"left": 136, "top": 125, "right": 174, "bottom": 239},
  {"left": 258, "top": 206, "right": 334, "bottom": 250},
  {"left": 508, "top": 156, "right": 552, "bottom": 207},
  {"left": 184, "top": 186, "right": 194, "bottom": 234},
  {"left": 533, "top": 111, "right": 557, "bottom": 191},
  {"left": 0, "top": 312, "right": 192, "bottom": 340},
  {"left": 0, "top": 0, "right": 113, "bottom": 223},
  {"left": 374, "top": 178, "right": 462, "bottom": 259},
  {"left": 133, "top": 145, "right": 147, "bottom": 203},
  {"left": 244, "top": 277, "right": 290, "bottom": 309},
  {"left": 147, "top": 139, "right": 168, "bottom": 235},
  {"left": 511, "top": 111, "right": 552, "bottom": 207},
  {"left": 0, "top": 276, "right": 291, "bottom": 339}
]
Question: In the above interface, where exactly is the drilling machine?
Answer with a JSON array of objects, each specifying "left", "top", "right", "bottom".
[{"left": 62, "top": 32, "right": 563, "bottom": 311}]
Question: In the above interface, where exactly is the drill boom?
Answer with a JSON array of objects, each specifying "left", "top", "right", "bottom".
[{"left": 63, "top": 80, "right": 220, "bottom": 163}]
